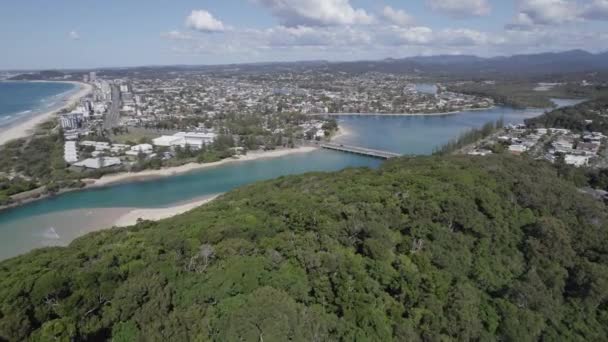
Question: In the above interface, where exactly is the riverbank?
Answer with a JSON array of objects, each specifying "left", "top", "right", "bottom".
[
  {"left": 0, "top": 146, "right": 319, "bottom": 213},
  {"left": 0, "top": 81, "right": 93, "bottom": 146},
  {"left": 87, "top": 146, "right": 318, "bottom": 188},
  {"left": 332, "top": 124, "right": 354, "bottom": 141},
  {"left": 113, "top": 194, "right": 220, "bottom": 227},
  {"left": 312, "top": 106, "right": 496, "bottom": 117}
]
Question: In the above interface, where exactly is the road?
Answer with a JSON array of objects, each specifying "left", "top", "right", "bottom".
[{"left": 103, "top": 84, "right": 121, "bottom": 130}]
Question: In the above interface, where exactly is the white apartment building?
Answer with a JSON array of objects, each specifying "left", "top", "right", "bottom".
[
  {"left": 152, "top": 132, "right": 217, "bottom": 150},
  {"left": 63, "top": 141, "right": 78, "bottom": 163}
]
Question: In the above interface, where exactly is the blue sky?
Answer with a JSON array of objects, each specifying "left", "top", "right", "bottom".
[{"left": 1, "top": 0, "right": 607, "bottom": 70}]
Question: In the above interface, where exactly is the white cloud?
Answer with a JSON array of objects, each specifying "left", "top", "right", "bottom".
[
  {"left": 68, "top": 30, "right": 80, "bottom": 40},
  {"left": 383, "top": 26, "right": 494, "bottom": 47},
  {"left": 427, "top": 0, "right": 491, "bottom": 18},
  {"left": 163, "top": 23, "right": 608, "bottom": 61},
  {"left": 387, "top": 26, "right": 434, "bottom": 45},
  {"left": 262, "top": 25, "right": 371, "bottom": 47},
  {"left": 185, "top": 10, "right": 225, "bottom": 32},
  {"left": 507, "top": 0, "right": 580, "bottom": 29},
  {"left": 254, "top": 0, "right": 373, "bottom": 26},
  {"left": 382, "top": 6, "right": 415, "bottom": 27},
  {"left": 161, "top": 1, "right": 608, "bottom": 62},
  {"left": 161, "top": 30, "right": 194, "bottom": 41},
  {"left": 437, "top": 28, "right": 494, "bottom": 46}
]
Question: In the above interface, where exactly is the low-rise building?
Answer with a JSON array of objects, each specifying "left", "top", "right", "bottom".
[
  {"left": 63, "top": 141, "right": 78, "bottom": 163},
  {"left": 81, "top": 141, "right": 111, "bottom": 151},
  {"left": 565, "top": 155, "right": 591, "bottom": 167},
  {"left": 153, "top": 135, "right": 184, "bottom": 147},
  {"left": 125, "top": 144, "right": 154, "bottom": 156},
  {"left": 73, "top": 157, "right": 122, "bottom": 169},
  {"left": 508, "top": 145, "right": 528, "bottom": 155},
  {"left": 177, "top": 132, "right": 217, "bottom": 149},
  {"left": 152, "top": 132, "right": 217, "bottom": 149}
]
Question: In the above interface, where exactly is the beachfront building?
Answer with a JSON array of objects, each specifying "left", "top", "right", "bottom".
[
  {"left": 110, "top": 144, "right": 131, "bottom": 154},
  {"left": 59, "top": 112, "right": 84, "bottom": 130},
  {"left": 152, "top": 132, "right": 217, "bottom": 150},
  {"left": 73, "top": 157, "right": 122, "bottom": 169},
  {"left": 178, "top": 132, "right": 217, "bottom": 149},
  {"left": 63, "top": 141, "right": 78, "bottom": 164},
  {"left": 126, "top": 144, "right": 154, "bottom": 156},
  {"left": 81, "top": 141, "right": 111, "bottom": 151},
  {"left": 153, "top": 135, "right": 184, "bottom": 147}
]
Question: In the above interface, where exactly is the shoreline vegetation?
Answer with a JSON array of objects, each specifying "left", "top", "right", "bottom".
[
  {"left": 0, "top": 124, "right": 354, "bottom": 240},
  {"left": 0, "top": 81, "right": 93, "bottom": 146},
  {"left": 433, "top": 118, "right": 505, "bottom": 155},
  {"left": 0, "top": 146, "right": 319, "bottom": 213},
  {"left": 310, "top": 105, "right": 497, "bottom": 117},
  {"left": 87, "top": 146, "right": 318, "bottom": 188},
  {"left": 446, "top": 81, "right": 605, "bottom": 109},
  {"left": 0, "top": 122, "right": 352, "bottom": 239}
]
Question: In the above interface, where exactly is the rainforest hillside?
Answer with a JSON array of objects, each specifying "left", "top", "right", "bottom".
[{"left": 0, "top": 155, "right": 607, "bottom": 341}]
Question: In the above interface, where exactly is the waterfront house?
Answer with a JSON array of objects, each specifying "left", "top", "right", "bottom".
[{"left": 73, "top": 157, "right": 122, "bottom": 169}]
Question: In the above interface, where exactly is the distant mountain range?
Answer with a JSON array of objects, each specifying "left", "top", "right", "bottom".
[
  {"left": 327, "top": 50, "right": 608, "bottom": 77},
  {"left": 9, "top": 50, "right": 608, "bottom": 81}
]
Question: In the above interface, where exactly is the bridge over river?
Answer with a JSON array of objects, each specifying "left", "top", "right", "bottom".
[{"left": 320, "top": 143, "right": 402, "bottom": 159}]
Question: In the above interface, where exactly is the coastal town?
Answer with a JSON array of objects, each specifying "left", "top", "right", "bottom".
[
  {"left": 467, "top": 124, "right": 607, "bottom": 168},
  {"left": 0, "top": 67, "right": 605, "bottom": 211},
  {"left": 5, "top": 2, "right": 608, "bottom": 339},
  {"left": 55, "top": 71, "right": 493, "bottom": 171},
  {"left": 58, "top": 72, "right": 330, "bottom": 171}
]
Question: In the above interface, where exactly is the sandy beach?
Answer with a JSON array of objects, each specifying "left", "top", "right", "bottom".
[
  {"left": 0, "top": 81, "right": 93, "bottom": 146},
  {"left": 88, "top": 146, "right": 319, "bottom": 187},
  {"left": 113, "top": 195, "right": 220, "bottom": 227}
]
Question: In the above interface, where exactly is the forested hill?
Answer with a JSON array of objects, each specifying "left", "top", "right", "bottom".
[
  {"left": 1, "top": 155, "right": 608, "bottom": 341},
  {"left": 526, "top": 97, "right": 608, "bottom": 133}
]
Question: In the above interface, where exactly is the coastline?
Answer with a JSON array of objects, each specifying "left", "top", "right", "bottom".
[
  {"left": 332, "top": 124, "right": 354, "bottom": 141},
  {"left": 0, "top": 146, "right": 319, "bottom": 213},
  {"left": 113, "top": 195, "right": 220, "bottom": 227},
  {"left": 0, "top": 81, "right": 93, "bottom": 146},
  {"left": 87, "top": 146, "right": 319, "bottom": 188}
]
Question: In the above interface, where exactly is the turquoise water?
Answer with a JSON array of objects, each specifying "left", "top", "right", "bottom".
[
  {"left": 0, "top": 98, "right": 582, "bottom": 260},
  {"left": 0, "top": 151, "right": 379, "bottom": 220},
  {"left": 0, "top": 81, "right": 76, "bottom": 127}
]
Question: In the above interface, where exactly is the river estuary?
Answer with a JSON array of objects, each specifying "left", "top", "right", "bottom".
[{"left": 0, "top": 98, "right": 583, "bottom": 260}]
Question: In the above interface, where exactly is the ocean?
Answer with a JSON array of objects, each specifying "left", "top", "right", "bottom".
[{"left": 0, "top": 81, "right": 76, "bottom": 128}]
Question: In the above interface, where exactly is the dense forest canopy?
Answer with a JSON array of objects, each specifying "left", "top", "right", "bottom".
[{"left": 0, "top": 155, "right": 607, "bottom": 341}]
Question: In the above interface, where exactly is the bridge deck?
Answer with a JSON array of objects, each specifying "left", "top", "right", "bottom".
[{"left": 320, "top": 143, "right": 401, "bottom": 159}]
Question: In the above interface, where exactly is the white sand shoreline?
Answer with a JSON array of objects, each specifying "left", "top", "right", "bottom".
[
  {"left": 113, "top": 195, "right": 220, "bottom": 227},
  {"left": 87, "top": 146, "right": 319, "bottom": 188},
  {"left": 0, "top": 81, "right": 93, "bottom": 146}
]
